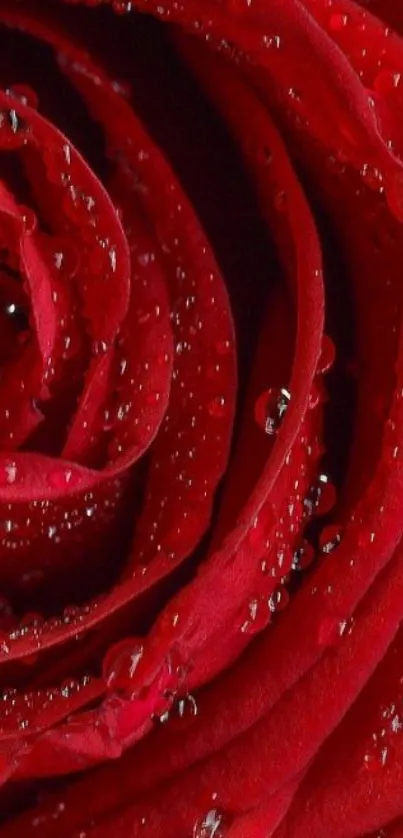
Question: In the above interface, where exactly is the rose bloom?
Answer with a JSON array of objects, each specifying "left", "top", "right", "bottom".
[{"left": 0, "top": 0, "right": 401, "bottom": 835}]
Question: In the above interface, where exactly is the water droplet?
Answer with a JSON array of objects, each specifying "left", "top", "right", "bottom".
[
  {"left": 275, "top": 545, "right": 294, "bottom": 575},
  {"left": 319, "top": 525, "right": 342, "bottom": 554},
  {"left": 318, "top": 615, "right": 348, "bottom": 647},
  {"left": 113, "top": 0, "right": 133, "bottom": 12},
  {"left": 92, "top": 339, "right": 109, "bottom": 356},
  {"left": 261, "top": 33, "right": 281, "bottom": 50},
  {"left": 52, "top": 240, "right": 79, "bottom": 278},
  {"left": 257, "top": 144, "right": 273, "bottom": 166},
  {"left": 0, "top": 108, "right": 29, "bottom": 148},
  {"left": 4, "top": 300, "right": 29, "bottom": 333},
  {"left": 274, "top": 190, "right": 287, "bottom": 212},
  {"left": 304, "top": 474, "right": 336, "bottom": 517},
  {"left": 215, "top": 339, "right": 231, "bottom": 356},
  {"left": 363, "top": 734, "right": 390, "bottom": 771},
  {"left": 207, "top": 396, "right": 228, "bottom": 418},
  {"left": 268, "top": 585, "right": 289, "bottom": 613},
  {"left": 48, "top": 468, "right": 81, "bottom": 490},
  {"left": 176, "top": 693, "right": 198, "bottom": 719},
  {"left": 360, "top": 163, "right": 384, "bottom": 191},
  {"left": 292, "top": 540, "right": 315, "bottom": 571},
  {"left": 19, "top": 206, "right": 37, "bottom": 235},
  {"left": 255, "top": 387, "right": 290, "bottom": 435},
  {"left": 103, "top": 638, "right": 144, "bottom": 691},
  {"left": 374, "top": 69, "right": 401, "bottom": 96},
  {"left": 308, "top": 383, "right": 321, "bottom": 409},
  {"left": 317, "top": 335, "right": 336, "bottom": 375},
  {"left": 0, "top": 462, "right": 17, "bottom": 485},
  {"left": 7, "top": 84, "right": 38, "bottom": 109},
  {"left": 193, "top": 809, "right": 226, "bottom": 838},
  {"left": 226, "top": 0, "right": 253, "bottom": 12},
  {"left": 329, "top": 12, "right": 349, "bottom": 30},
  {"left": 240, "top": 597, "right": 268, "bottom": 634}
]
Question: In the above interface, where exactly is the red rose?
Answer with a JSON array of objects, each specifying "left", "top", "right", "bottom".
[{"left": 0, "top": 0, "right": 401, "bottom": 835}]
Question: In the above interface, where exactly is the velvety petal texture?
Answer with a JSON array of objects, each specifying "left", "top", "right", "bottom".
[{"left": 0, "top": 0, "right": 399, "bottom": 835}]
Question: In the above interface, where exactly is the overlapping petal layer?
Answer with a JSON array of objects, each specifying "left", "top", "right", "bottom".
[{"left": 0, "top": 0, "right": 399, "bottom": 836}]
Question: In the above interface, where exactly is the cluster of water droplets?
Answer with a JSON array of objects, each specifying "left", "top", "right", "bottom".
[
  {"left": 0, "top": 598, "right": 98, "bottom": 657},
  {"left": 361, "top": 699, "right": 403, "bottom": 774},
  {"left": 0, "top": 674, "right": 92, "bottom": 733},
  {"left": 153, "top": 692, "right": 199, "bottom": 727},
  {"left": 252, "top": 330, "right": 346, "bottom": 643}
]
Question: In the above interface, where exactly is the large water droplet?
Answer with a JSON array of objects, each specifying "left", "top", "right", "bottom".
[
  {"left": 103, "top": 638, "right": 144, "bottom": 692},
  {"left": 255, "top": 387, "right": 290, "bottom": 435},
  {"left": 304, "top": 474, "right": 336, "bottom": 518}
]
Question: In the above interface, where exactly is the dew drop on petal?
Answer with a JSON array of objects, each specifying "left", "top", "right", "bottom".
[
  {"left": 329, "top": 12, "right": 349, "bottom": 31},
  {"left": 207, "top": 396, "right": 228, "bottom": 418},
  {"left": 374, "top": 69, "right": 401, "bottom": 96},
  {"left": 317, "top": 335, "right": 336, "bottom": 375},
  {"left": 274, "top": 190, "right": 287, "bottom": 212},
  {"left": 215, "top": 339, "right": 231, "bottom": 356},
  {"left": 175, "top": 694, "right": 199, "bottom": 720},
  {"left": 363, "top": 734, "right": 390, "bottom": 772},
  {"left": 112, "top": 0, "right": 133, "bottom": 12},
  {"left": 92, "top": 339, "right": 109, "bottom": 356},
  {"left": 7, "top": 84, "right": 39, "bottom": 109},
  {"left": 319, "top": 525, "right": 343, "bottom": 554},
  {"left": 276, "top": 544, "right": 294, "bottom": 575},
  {"left": 292, "top": 540, "right": 315, "bottom": 571},
  {"left": 304, "top": 474, "right": 337, "bottom": 518},
  {"left": 225, "top": 0, "right": 253, "bottom": 13},
  {"left": 193, "top": 809, "right": 226, "bottom": 838},
  {"left": 268, "top": 585, "right": 289, "bottom": 613},
  {"left": 254, "top": 387, "right": 290, "bottom": 436},
  {"left": 0, "top": 108, "right": 28, "bottom": 147},
  {"left": 19, "top": 206, "right": 37, "bottom": 235},
  {"left": 240, "top": 597, "right": 268, "bottom": 634},
  {"left": 0, "top": 462, "right": 18, "bottom": 486},
  {"left": 103, "top": 639, "right": 144, "bottom": 691},
  {"left": 318, "top": 615, "right": 349, "bottom": 647},
  {"left": 48, "top": 468, "right": 81, "bottom": 490}
]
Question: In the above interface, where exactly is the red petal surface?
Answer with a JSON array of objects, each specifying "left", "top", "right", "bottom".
[{"left": 0, "top": 0, "right": 400, "bottom": 835}]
